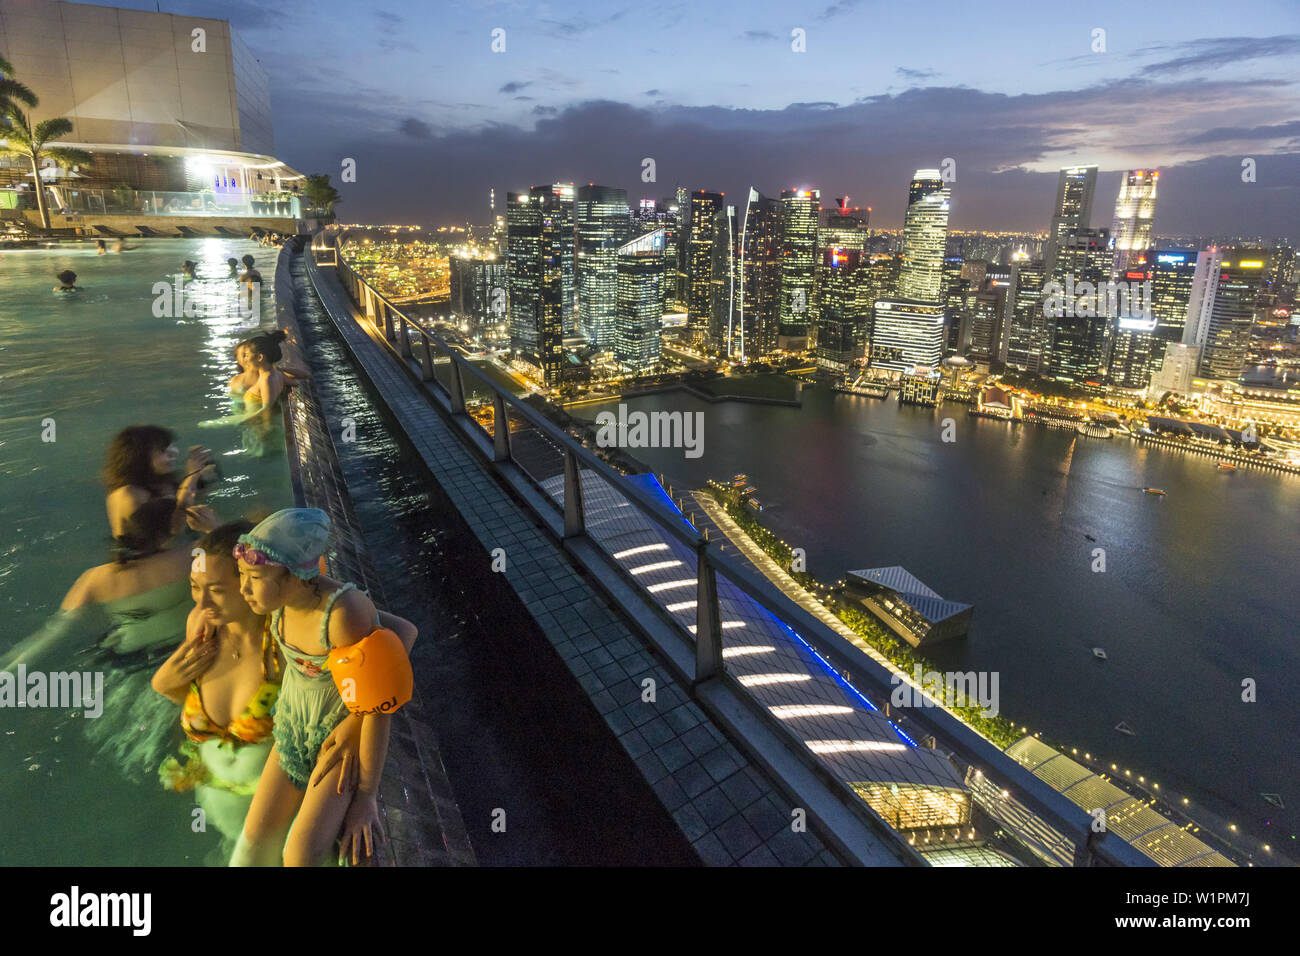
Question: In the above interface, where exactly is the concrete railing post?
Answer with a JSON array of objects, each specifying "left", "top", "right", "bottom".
[
  {"left": 398, "top": 314, "right": 413, "bottom": 358},
  {"left": 694, "top": 542, "right": 723, "bottom": 684},
  {"left": 492, "top": 392, "right": 511, "bottom": 463},
  {"left": 448, "top": 356, "right": 467, "bottom": 413},
  {"left": 562, "top": 448, "right": 584, "bottom": 539},
  {"left": 420, "top": 334, "right": 435, "bottom": 382}
]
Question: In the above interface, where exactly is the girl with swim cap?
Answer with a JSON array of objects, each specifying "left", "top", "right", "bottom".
[{"left": 232, "top": 508, "right": 416, "bottom": 866}]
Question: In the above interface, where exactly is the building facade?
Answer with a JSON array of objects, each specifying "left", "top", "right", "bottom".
[
  {"left": 575, "top": 184, "right": 629, "bottom": 349},
  {"left": 615, "top": 228, "right": 665, "bottom": 372}
]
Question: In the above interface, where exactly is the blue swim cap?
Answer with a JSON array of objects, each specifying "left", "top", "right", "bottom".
[{"left": 236, "top": 508, "right": 330, "bottom": 579}]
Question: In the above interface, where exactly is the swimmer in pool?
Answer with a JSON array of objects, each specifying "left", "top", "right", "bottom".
[
  {"left": 232, "top": 509, "right": 418, "bottom": 866},
  {"left": 227, "top": 257, "right": 240, "bottom": 277},
  {"left": 103, "top": 425, "right": 218, "bottom": 540},
  {"left": 96, "top": 239, "right": 107, "bottom": 255},
  {"left": 54, "top": 270, "right": 77, "bottom": 292},
  {"left": 183, "top": 260, "right": 197, "bottom": 280}
]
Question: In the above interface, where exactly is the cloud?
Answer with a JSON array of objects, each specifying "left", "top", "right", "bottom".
[
  {"left": 532, "top": 105, "right": 558, "bottom": 116},
  {"left": 741, "top": 29, "right": 777, "bottom": 41},
  {"left": 1181, "top": 119, "right": 1300, "bottom": 145},
  {"left": 896, "top": 67, "right": 939, "bottom": 82},
  {"left": 1139, "top": 35, "right": 1300, "bottom": 75},
  {"left": 785, "top": 101, "right": 839, "bottom": 110},
  {"left": 643, "top": 89, "right": 661, "bottom": 97},
  {"left": 398, "top": 117, "right": 432, "bottom": 139},
  {"left": 819, "top": 0, "right": 864, "bottom": 20},
  {"left": 538, "top": 8, "right": 632, "bottom": 39},
  {"left": 500, "top": 81, "right": 533, "bottom": 94}
]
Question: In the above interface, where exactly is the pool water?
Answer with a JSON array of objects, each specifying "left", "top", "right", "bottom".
[{"left": 0, "top": 238, "right": 291, "bottom": 865}]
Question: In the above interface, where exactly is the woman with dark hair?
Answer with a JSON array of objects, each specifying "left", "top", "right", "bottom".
[
  {"left": 54, "top": 270, "right": 77, "bottom": 293},
  {"left": 103, "top": 425, "right": 218, "bottom": 539},
  {"left": 227, "top": 257, "right": 240, "bottom": 277},
  {"left": 0, "top": 497, "right": 197, "bottom": 778}
]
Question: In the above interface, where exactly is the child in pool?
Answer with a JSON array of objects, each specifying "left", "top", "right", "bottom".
[{"left": 232, "top": 509, "right": 417, "bottom": 866}]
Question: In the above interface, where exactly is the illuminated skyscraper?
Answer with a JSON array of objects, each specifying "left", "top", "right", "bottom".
[
  {"left": 685, "top": 190, "right": 724, "bottom": 336},
  {"left": 738, "top": 188, "right": 782, "bottom": 360},
  {"left": 507, "top": 187, "right": 566, "bottom": 386},
  {"left": 1185, "top": 249, "right": 1267, "bottom": 380},
  {"left": 546, "top": 182, "right": 576, "bottom": 334},
  {"left": 1046, "top": 227, "right": 1111, "bottom": 383},
  {"left": 615, "top": 229, "right": 666, "bottom": 371},
  {"left": 778, "top": 187, "right": 821, "bottom": 346},
  {"left": 1004, "top": 258, "right": 1047, "bottom": 373},
  {"left": 814, "top": 248, "right": 870, "bottom": 373},
  {"left": 897, "top": 171, "right": 950, "bottom": 302},
  {"left": 708, "top": 205, "right": 737, "bottom": 355},
  {"left": 1044, "top": 165, "right": 1097, "bottom": 274},
  {"left": 1110, "top": 169, "right": 1158, "bottom": 278},
  {"left": 575, "top": 184, "right": 629, "bottom": 349}
]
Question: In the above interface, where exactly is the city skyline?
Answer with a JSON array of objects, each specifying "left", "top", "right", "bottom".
[{"left": 34, "top": 0, "right": 1300, "bottom": 234}]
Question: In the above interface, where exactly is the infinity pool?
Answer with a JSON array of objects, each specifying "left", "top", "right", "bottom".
[{"left": 0, "top": 238, "right": 291, "bottom": 865}]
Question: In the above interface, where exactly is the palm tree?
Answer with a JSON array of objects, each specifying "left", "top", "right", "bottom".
[
  {"left": 0, "top": 107, "right": 91, "bottom": 230},
  {"left": 302, "top": 173, "right": 341, "bottom": 218},
  {"left": 0, "top": 53, "right": 37, "bottom": 115}
]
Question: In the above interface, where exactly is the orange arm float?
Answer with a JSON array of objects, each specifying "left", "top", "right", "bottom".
[{"left": 329, "top": 628, "right": 413, "bottom": 715}]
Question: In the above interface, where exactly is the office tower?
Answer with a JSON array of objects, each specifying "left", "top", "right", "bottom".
[
  {"left": 967, "top": 269, "right": 1011, "bottom": 363},
  {"left": 819, "top": 201, "right": 870, "bottom": 253},
  {"left": 814, "top": 248, "right": 870, "bottom": 373},
  {"left": 674, "top": 185, "right": 690, "bottom": 310},
  {"left": 943, "top": 257, "right": 972, "bottom": 352},
  {"left": 738, "top": 188, "right": 783, "bottom": 360},
  {"left": 1045, "top": 227, "right": 1111, "bottom": 382},
  {"left": 870, "top": 169, "right": 950, "bottom": 374},
  {"left": 575, "top": 185, "right": 629, "bottom": 349},
  {"left": 615, "top": 229, "right": 666, "bottom": 372},
  {"left": 1110, "top": 169, "right": 1158, "bottom": 277},
  {"left": 869, "top": 299, "right": 945, "bottom": 372},
  {"left": 1104, "top": 255, "right": 1159, "bottom": 388},
  {"left": 1150, "top": 251, "right": 1198, "bottom": 344},
  {"left": 685, "top": 190, "right": 724, "bottom": 336},
  {"left": 708, "top": 205, "right": 738, "bottom": 354},
  {"left": 897, "top": 171, "right": 950, "bottom": 302},
  {"left": 449, "top": 249, "right": 506, "bottom": 337},
  {"left": 1044, "top": 165, "right": 1097, "bottom": 274},
  {"left": 506, "top": 187, "right": 565, "bottom": 386},
  {"left": 1004, "top": 258, "right": 1047, "bottom": 373},
  {"left": 1185, "top": 248, "right": 1267, "bottom": 380},
  {"left": 778, "top": 188, "right": 821, "bottom": 348}
]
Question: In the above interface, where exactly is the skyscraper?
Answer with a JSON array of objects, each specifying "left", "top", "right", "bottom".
[
  {"left": 708, "top": 205, "right": 738, "bottom": 355},
  {"left": 507, "top": 187, "right": 565, "bottom": 386},
  {"left": 870, "top": 169, "right": 950, "bottom": 374},
  {"left": 1045, "top": 226, "right": 1111, "bottom": 383},
  {"left": 1044, "top": 165, "right": 1097, "bottom": 275},
  {"left": 896, "top": 171, "right": 950, "bottom": 302},
  {"left": 738, "top": 188, "right": 783, "bottom": 360},
  {"left": 615, "top": 229, "right": 666, "bottom": 372},
  {"left": 814, "top": 248, "right": 870, "bottom": 373},
  {"left": 1184, "top": 249, "right": 1267, "bottom": 381},
  {"left": 1004, "top": 258, "right": 1047, "bottom": 373},
  {"left": 450, "top": 249, "right": 506, "bottom": 337},
  {"left": 685, "top": 190, "right": 724, "bottom": 338},
  {"left": 778, "top": 188, "right": 821, "bottom": 347},
  {"left": 1110, "top": 169, "right": 1158, "bottom": 278},
  {"left": 546, "top": 182, "right": 576, "bottom": 334},
  {"left": 575, "top": 184, "right": 629, "bottom": 349}
]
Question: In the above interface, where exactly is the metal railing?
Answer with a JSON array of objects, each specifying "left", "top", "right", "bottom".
[{"left": 316, "top": 238, "right": 1154, "bottom": 868}]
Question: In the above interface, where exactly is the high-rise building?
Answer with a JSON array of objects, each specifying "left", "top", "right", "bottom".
[
  {"left": 1004, "top": 258, "right": 1047, "bottom": 373},
  {"left": 450, "top": 249, "right": 506, "bottom": 337},
  {"left": 1150, "top": 251, "right": 1198, "bottom": 344},
  {"left": 1105, "top": 257, "right": 1159, "bottom": 388},
  {"left": 708, "top": 205, "right": 738, "bottom": 355},
  {"left": 871, "top": 169, "right": 950, "bottom": 374},
  {"left": 575, "top": 185, "right": 629, "bottom": 349},
  {"left": 615, "top": 229, "right": 666, "bottom": 372},
  {"left": 819, "top": 201, "right": 870, "bottom": 253},
  {"left": 1184, "top": 249, "right": 1268, "bottom": 381},
  {"left": 549, "top": 183, "right": 576, "bottom": 334},
  {"left": 674, "top": 185, "right": 690, "bottom": 311},
  {"left": 1110, "top": 169, "right": 1158, "bottom": 278},
  {"left": 814, "top": 248, "right": 870, "bottom": 373},
  {"left": 685, "top": 190, "right": 724, "bottom": 336},
  {"left": 738, "top": 188, "right": 783, "bottom": 360},
  {"left": 778, "top": 188, "right": 821, "bottom": 348},
  {"left": 1045, "top": 165, "right": 1097, "bottom": 274},
  {"left": 1046, "top": 227, "right": 1111, "bottom": 383},
  {"left": 507, "top": 187, "right": 565, "bottom": 386},
  {"left": 897, "top": 171, "right": 950, "bottom": 302}
]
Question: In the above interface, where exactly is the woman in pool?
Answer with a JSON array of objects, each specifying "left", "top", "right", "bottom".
[
  {"left": 182, "top": 260, "right": 197, "bottom": 280},
  {"left": 227, "top": 257, "right": 240, "bottom": 278},
  {"left": 0, "top": 499, "right": 200, "bottom": 779},
  {"left": 54, "top": 270, "right": 77, "bottom": 293},
  {"left": 232, "top": 508, "right": 417, "bottom": 866},
  {"left": 103, "top": 425, "right": 217, "bottom": 539},
  {"left": 96, "top": 239, "right": 107, "bottom": 255}
]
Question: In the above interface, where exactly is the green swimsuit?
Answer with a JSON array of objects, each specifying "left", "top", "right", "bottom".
[{"left": 270, "top": 583, "right": 378, "bottom": 789}]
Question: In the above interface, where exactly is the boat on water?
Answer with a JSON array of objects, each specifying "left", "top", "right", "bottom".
[
  {"left": 1093, "top": 647, "right": 1108, "bottom": 660},
  {"left": 1216, "top": 461, "right": 1238, "bottom": 471},
  {"left": 1142, "top": 487, "right": 1167, "bottom": 496},
  {"left": 746, "top": 498, "right": 763, "bottom": 512}
]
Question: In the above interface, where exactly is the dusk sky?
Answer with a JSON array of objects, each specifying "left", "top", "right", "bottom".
[{"left": 94, "top": 0, "right": 1300, "bottom": 233}]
